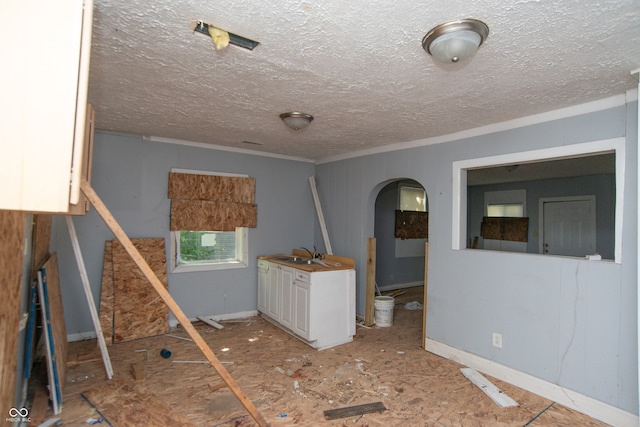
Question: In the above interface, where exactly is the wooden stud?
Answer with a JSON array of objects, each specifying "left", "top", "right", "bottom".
[
  {"left": 460, "top": 368, "right": 519, "bottom": 408},
  {"left": 80, "top": 179, "right": 268, "bottom": 427},
  {"left": 422, "top": 242, "right": 429, "bottom": 349},
  {"left": 323, "top": 401, "right": 386, "bottom": 420},
  {"left": 309, "top": 176, "right": 333, "bottom": 254},
  {"left": 365, "top": 237, "right": 376, "bottom": 326},
  {"left": 66, "top": 216, "right": 114, "bottom": 379}
]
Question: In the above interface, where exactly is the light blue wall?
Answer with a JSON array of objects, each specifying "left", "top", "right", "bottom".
[
  {"left": 51, "top": 132, "right": 316, "bottom": 333},
  {"left": 314, "top": 103, "right": 637, "bottom": 413}
]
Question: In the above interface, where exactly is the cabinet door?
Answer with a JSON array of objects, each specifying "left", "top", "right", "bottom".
[
  {"left": 279, "top": 267, "right": 294, "bottom": 329},
  {"left": 0, "top": 0, "right": 93, "bottom": 212},
  {"left": 257, "top": 267, "right": 268, "bottom": 314},
  {"left": 293, "top": 281, "right": 311, "bottom": 339},
  {"left": 267, "top": 266, "right": 280, "bottom": 319}
]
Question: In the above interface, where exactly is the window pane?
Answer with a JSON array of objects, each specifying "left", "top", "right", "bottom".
[
  {"left": 400, "top": 186, "right": 426, "bottom": 212},
  {"left": 178, "top": 231, "right": 236, "bottom": 264},
  {"left": 487, "top": 203, "right": 523, "bottom": 217}
]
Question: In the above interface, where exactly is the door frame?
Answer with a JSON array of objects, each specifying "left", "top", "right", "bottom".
[{"left": 538, "top": 195, "right": 596, "bottom": 255}]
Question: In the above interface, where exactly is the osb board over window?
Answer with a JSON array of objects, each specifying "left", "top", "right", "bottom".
[
  {"left": 395, "top": 210, "right": 428, "bottom": 240},
  {"left": 32, "top": 214, "right": 52, "bottom": 277},
  {"left": 481, "top": 217, "right": 529, "bottom": 242},
  {"left": 168, "top": 172, "right": 255, "bottom": 203},
  {"left": 41, "top": 253, "right": 68, "bottom": 398},
  {"left": 0, "top": 210, "right": 26, "bottom": 420},
  {"left": 170, "top": 199, "right": 257, "bottom": 232},
  {"left": 99, "top": 241, "right": 114, "bottom": 346},
  {"left": 112, "top": 238, "right": 169, "bottom": 342}
]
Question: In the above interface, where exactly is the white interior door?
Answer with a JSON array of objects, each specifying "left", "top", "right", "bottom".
[{"left": 541, "top": 197, "right": 596, "bottom": 257}]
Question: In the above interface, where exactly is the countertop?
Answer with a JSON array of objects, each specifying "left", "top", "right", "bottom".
[{"left": 259, "top": 250, "right": 355, "bottom": 272}]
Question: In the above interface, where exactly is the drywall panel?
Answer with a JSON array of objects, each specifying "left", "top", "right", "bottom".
[{"left": 314, "top": 103, "right": 637, "bottom": 415}]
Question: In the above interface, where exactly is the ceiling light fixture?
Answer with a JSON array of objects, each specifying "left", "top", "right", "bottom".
[
  {"left": 280, "top": 112, "right": 314, "bottom": 130},
  {"left": 422, "top": 19, "right": 489, "bottom": 64}
]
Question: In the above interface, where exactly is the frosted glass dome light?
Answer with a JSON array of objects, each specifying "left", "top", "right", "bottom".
[{"left": 423, "top": 19, "right": 489, "bottom": 64}]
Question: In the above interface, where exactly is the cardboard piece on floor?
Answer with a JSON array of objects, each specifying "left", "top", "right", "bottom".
[
  {"left": 460, "top": 367, "right": 519, "bottom": 408},
  {"left": 323, "top": 401, "right": 387, "bottom": 420}
]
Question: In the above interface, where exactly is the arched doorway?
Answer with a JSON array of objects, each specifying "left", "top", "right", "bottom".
[{"left": 371, "top": 178, "right": 429, "bottom": 345}]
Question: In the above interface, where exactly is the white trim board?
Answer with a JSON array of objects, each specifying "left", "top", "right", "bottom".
[
  {"left": 451, "top": 137, "right": 625, "bottom": 264},
  {"left": 169, "top": 310, "right": 258, "bottom": 329},
  {"left": 145, "top": 135, "right": 314, "bottom": 164},
  {"left": 426, "top": 338, "right": 638, "bottom": 427}
]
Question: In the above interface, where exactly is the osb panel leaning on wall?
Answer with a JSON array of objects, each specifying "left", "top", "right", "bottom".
[
  {"left": 0, "top": 210, "right": 26, "bottom": 421},
  {"left": 99, "top": 241, "right": 114, "bottom": 345},
  {"left": 32, "top": 214, "right": 52, "bottom": 277},
  {"left": 111, "top": 238, "right": 169, "bottom": 342}
]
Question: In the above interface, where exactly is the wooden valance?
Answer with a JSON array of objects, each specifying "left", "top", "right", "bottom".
[
  {"left": 481, "top": 216, "right": 529, "bottom": 242},
  {"left": 395, "top": 210, "right": 428, "bottom": 240},
  {"left": 168, "top": 172, "right": 257, "bottom": 231}
]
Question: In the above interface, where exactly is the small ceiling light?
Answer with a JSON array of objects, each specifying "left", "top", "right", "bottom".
[
  {"left": 422, "top": 19, "right": 489, "bottom": 64},
  {"left": 280, "top": 112, "right": 314, "bottom": 130}
]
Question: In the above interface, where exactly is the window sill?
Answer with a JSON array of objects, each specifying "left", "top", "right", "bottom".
[{"left": 170, "top": 260, "right": 248, "bottom": 273}]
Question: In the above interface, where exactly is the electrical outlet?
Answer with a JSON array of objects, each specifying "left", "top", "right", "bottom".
[{"left": 492, "top": 332, "right": 503, "bottom": 348}]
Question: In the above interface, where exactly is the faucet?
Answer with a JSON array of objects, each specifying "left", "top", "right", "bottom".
[{"left": 300, "top": 246, "right": 322, "bottom": 259}]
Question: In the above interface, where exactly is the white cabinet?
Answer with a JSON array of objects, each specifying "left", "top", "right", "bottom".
[
  {"left": 257, "top": 260, "right": 269, "bottom": 313},
  {"left": 257, "top": 260, "right": 356, "bottom": 350},
  {"left": 0, "top": 0, "right": 93, "bottom": 213}
]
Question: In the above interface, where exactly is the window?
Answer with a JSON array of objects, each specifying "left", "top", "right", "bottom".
[
  {"left": 400, "top": 185, "right": 427, "bottom": 212},
  {"left": 171, "top": 228, "right": 248, "bottom": 273},
  {"left": 452, "top": 137, "right": 625, "bottom": 263},
  {"left": 167, "top": 168, "right": 256, "bottom": 273},
  {"left": 487, "top": 204, "right": 523, "bottom": 217}
]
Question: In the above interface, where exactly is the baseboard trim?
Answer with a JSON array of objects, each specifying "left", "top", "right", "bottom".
[
  {"left": 67, "top": 331, "right": 97, "bottom": 342},
  {"left": 378, "top": 281, "right": 423, "bottom": 292},
  {"left": 69, "top": 310, "right": 259, "bottom": 340},
  {"left": 425, "top": 338, "right": 638, "bottom": 427}
]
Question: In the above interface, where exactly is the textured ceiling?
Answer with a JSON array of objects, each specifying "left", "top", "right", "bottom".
[{"left": 88, "top": 0, "right": 640, "bottom": 162}]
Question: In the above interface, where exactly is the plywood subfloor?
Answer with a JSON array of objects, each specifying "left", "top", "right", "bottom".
[{"left": 46, "top": 287, "right": 609, "bottom": 427}]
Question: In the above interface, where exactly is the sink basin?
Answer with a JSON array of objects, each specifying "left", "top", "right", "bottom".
[{"left": 271, "top": 255, "right": 313, "bottom": 265}]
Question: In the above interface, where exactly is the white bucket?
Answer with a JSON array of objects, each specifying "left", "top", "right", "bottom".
[{"left": 374, "top": 296, "right": 395, "bottom": 327}]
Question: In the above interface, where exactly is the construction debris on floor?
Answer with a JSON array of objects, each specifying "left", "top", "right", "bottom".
[{"left": 33, "top": 287, "right": 608, "bottom": 427}]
